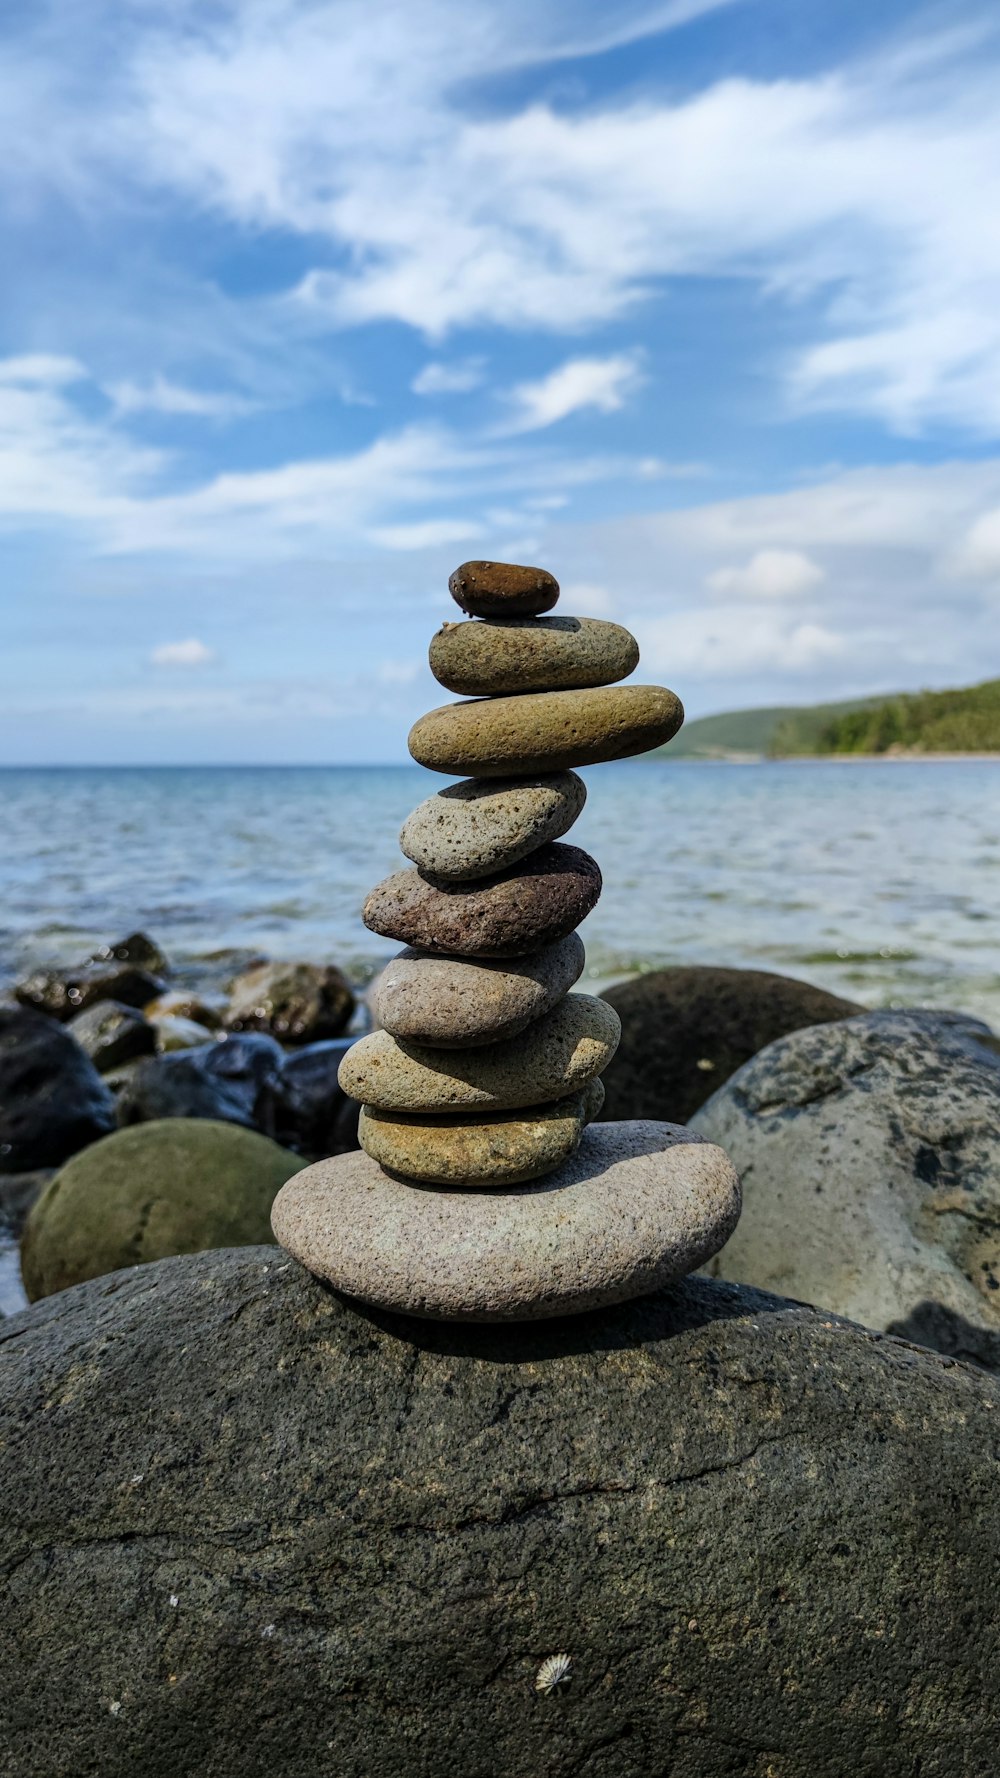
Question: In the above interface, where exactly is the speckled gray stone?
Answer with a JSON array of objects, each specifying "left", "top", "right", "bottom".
[
  {"left": 339, "top": 993, "right": 621, "bottom": 1112},
  {"left": 372, "top": 932, "right": 585, "bottom": 1048},
  {"left": 358, "top": 1091, "right": 593, "bottom": 1187},
  {"left": 271, "top": 1120, "right": 742, "bottom": 1320},
  {"left": 409, "top": 684, "right": 684, "bottom": 776},
  {"left": 429, "top": 616, "right": 639, "bottom": 697},
  {"left": 694, "top": 1009, "right": 1000, "bottom": 1370},
  {"left": 399, "top": 771, "right": 586, "bottom": 881}
]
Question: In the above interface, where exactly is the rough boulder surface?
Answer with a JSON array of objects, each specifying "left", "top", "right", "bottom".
[
  {"left": 599, "top": 965, "right": 862, "bottom": 1124},
  {"left": 2, "top": 1247, "right": 999, "bottom": 1778},
  {"left": 694, "top": 1008, "right": 1000, "bottom": 1369}
]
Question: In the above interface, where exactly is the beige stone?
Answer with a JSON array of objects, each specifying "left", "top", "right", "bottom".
[
  {"left": 429, "top": 616, "right": 639, "bottom": 697},
  {"left": 338, "top": 993, "right": 621, "bottom": 1112},
  {"left": 399, "top": 771, "right": 586, "bottom": 881},
  {"left": 408, "top": 684, "right": 684, "bottom": 776},
  {"left": 270, "top": 1120, "right": 742, "bottom": 1320},
  {"left": 372, "top": 932, "right": 585, "bottom": 1048},
  {"left": 358, "top": 1092, "right": 590, "bottom": 1186}
]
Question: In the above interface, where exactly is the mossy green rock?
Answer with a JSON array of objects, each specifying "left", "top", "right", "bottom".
[
  {"left": 409, "top": 684, "right": 684, "bottom": 776},
  {"left": 20, "top": 1119, "right": 305, "bottom": 1302}
]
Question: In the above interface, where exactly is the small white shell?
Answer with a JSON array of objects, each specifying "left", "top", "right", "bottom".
[{"left": 535, "top": 1652, "right": 572, "bottom": 1693}]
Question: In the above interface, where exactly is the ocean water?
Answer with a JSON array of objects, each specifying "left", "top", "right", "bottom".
[
  {"left": 2, "top": 758, "right": 998, "bottom": 1317},
  {"left": 0, "top": 758, "right": 998, "bottom": 1021}
]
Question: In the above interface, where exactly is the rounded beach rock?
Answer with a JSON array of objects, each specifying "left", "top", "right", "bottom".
[
  {"left": 599, "top": 965, "right": 863, "bottom": 1124},
  {"left": 448, "top": 559, "right": 558, "bottom": 618},
  {"left": 358, "top": 1089, "right": 596, "bottom": 1188},
  {"left": 399, "top": 771, "right": 586, "bottom": 881},
  {"left": 429, "top": 615, "right": 639, "bottom": 697},
  {"left": 373, "top": 931, "right": 585, "bottom": 1048},
  {"left": 274, "top": 1120, "right": 740, "bottom": 1319},
  {"left": 339, "top": 993, "right": 621, "bottom": 1112},
  {"left": 363, "top": 842, "right": 601, "bottom": 958},
  {"left": 4, "top": 1249, "right": 1000, "bottom": 1776},
  {"left": 20, "top": 1118, "right": 305, "bottom": 1302},
  {"left": 694, "top": 1009, "right": 1000, "bottom": 1369},
  {"left": 409, "top": 684, "right": 684, "bottom": 776}
]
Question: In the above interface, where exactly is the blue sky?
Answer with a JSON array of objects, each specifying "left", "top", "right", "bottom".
[{"left": 2, "top": 0, "right": 1000, "bottom": 762}]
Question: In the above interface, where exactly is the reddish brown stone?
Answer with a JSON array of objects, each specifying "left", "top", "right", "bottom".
[
  {"left": 448, "top": 560, "right": 559, "bottom": 618},
  {"left": 362, "top": 842, "right": 601, "bottom": 958}
]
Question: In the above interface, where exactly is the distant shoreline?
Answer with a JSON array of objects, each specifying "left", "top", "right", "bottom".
[{"left": 671, "top": 751, "right": 1000, "bottom": 764}]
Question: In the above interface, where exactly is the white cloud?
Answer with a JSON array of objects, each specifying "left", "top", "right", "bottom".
[
  {"left": 376, "top": 658, "right": 422, "bottom": 685},
  {"left": 642, "top": 608, "right": 846, "bottom": 678},
  {"left": 369, "top": 517, "right": 483, "bottom": 551},
  {"left": 107, "top": 376, "right": 251, "bottom": 420},
  {"left": 706, "top": 548, "right": 826, "bottom": 599},
  {"left": 412, "top": 359, "right": 486, "bottom": 395},
  {"left": 501, "top": 353, "right": 644, "bottom": 432},
  {"left": 3, "top": 6, "right": 1000, "bottom": 434},
  {"left": 561, "top": 580, "right": 615, "bottom": 615},
  {"left": 103, "top": 8, "right": 1000, "bottom": 432},
  {"left": 150, "top": 638, "right": 216, "bottom": 667}
]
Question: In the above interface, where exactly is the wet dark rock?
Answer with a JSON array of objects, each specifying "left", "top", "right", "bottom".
[
  {"left": 90, "top": 931, "right": 170, "bottom": 975},
  {"left": 16, "top": 952, "right": 166, "bottom": 1023},
  {"left": 0, "top": 1007, "right": 115, "bottom": 1173},
  {"left": 0, "top": 1171, "right": 53, "bottom": 1235},
  {"left": 266, "top": 1038, "right": 361, "bottom": 1158},
  {"left": 224, "top": 961, "right": 355, "bottom": 1045},
  {"left": 1, "top": 1248, "right": 999, "bottom": 1776},
  {"left": 67, "top": 1000, "right": 156, "bottom": 1073},
  {"left": 116, "top": 1033, "right": 283, "bottom": 1133},
  {"left": 599, "top": 965, "right": 862, "bottom": 1124}
]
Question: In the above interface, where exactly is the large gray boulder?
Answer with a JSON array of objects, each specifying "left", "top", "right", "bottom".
[
  {"left": 694, "top": 1009, "right": 1000, "bottom": 1367},
  {"left": 1, "top": 1246, "right": 998, "bottom": 1776},
  {"left": 599, "top": 966, "right": 861, "bottom": 1125}
]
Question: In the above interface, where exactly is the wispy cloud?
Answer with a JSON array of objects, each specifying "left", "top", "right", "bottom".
[
  {"left": 412, "top": 359, "right": 487, "bottom": 395},
  {"left": 706, "top": 548, "right": 826, "bottom": 599},
  {"left": 500, "top": 353, "right": 644, "bottom": 432},
  {"left": 150, "top": 638, "right": 216, "bottom": 668},
  {"left": 108, "top": 376, "right": 252, "bottom": 420}
]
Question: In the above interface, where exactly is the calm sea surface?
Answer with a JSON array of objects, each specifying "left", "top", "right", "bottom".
[{"left": 1, "top": 759, "right": 998, "bottom": 1019}]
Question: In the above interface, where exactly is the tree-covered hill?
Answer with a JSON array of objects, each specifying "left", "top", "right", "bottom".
[
  {"left": 661, "top": 680, "right": 1000, "bottom": 758},
  {"left": 800, "top": 678, "right": 1000, "bottom": 755}
]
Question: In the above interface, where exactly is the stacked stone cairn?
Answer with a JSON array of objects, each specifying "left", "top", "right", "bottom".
[{"left": 272, "top": 562, "right": 741, "bottom": 1319}]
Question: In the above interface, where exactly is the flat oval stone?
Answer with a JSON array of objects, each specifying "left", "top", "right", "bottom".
[
  {"left": 271, "top": 1121, "right": 742, "bottom": 1320},
  {"left": 358, "top": 1092, "right": 590, "bottom": 1187},
  {"left": 363, "top": 843, "right": 601, "bottom": 958},
  {"left": 449, "top": 560, "right": 558, "bottom": 618},
  {"left": 399, "top": 771, "right": 586, "bottom": 881},
  {"left": 430, "top": 616, "right": 639, "bottom": 697},
  {"left": 373, "top": 932, "right": 586, "bottom": 1048},
  {"left": 409, "top": 685, "right": 684, "bottom": 776},
  {"left": 339, "top": 993, "right": 621, "bottom": 1112}
]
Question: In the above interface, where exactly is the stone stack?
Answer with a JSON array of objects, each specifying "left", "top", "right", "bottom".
[{"left": 272, "top": 561, "right": 741, "bottom": 1319}]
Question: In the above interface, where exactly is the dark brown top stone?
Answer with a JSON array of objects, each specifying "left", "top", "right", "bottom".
[
  {"left": 448, "top": 560, "right": 559, "bottom": 618},
  {"left": 362, "top": 841, "right": 601, "bottom": 957}
]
